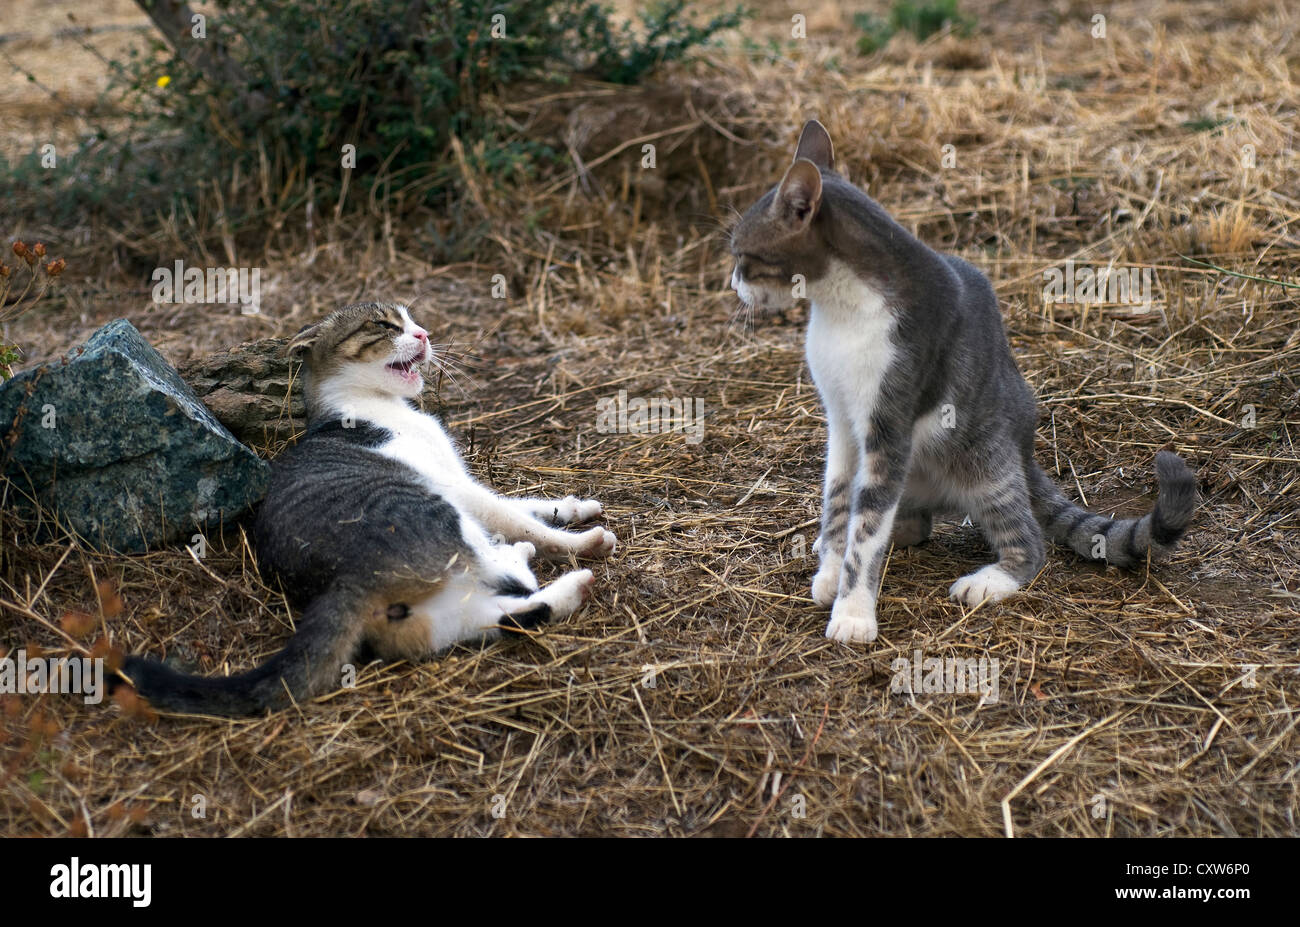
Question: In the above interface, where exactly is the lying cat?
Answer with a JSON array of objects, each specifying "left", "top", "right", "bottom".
[
  {"left": 730, "top": 120, "right": 1196, "bottom": 644},
  {"left": 120, "top": 302, "right": 616, "bottom": 716}
]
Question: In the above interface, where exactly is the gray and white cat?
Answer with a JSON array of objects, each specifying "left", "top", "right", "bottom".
[
  {"left": 730, "top": 121, "right": 1196, "bottom": 644},
  {"left": 120, "top": 302, "right": 615, "bottom": 716}
]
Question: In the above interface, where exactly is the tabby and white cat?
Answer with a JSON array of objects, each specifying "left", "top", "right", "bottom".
[
  {"left": 730, "top": 121, "right": 1196, "bottom": 643},
  {"left": 121, "top": 302, "right": 615, "bottom": 716}
]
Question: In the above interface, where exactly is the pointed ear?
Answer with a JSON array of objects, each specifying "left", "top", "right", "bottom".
[
  {"left": 794, "top": 119, "right": 834, "bottom": 171},
  {"left": 286, "top": 321, "right": 322, "bottom": 357},
  {"left": 772, "top": 158, "right": 823, "bottom": 227}
]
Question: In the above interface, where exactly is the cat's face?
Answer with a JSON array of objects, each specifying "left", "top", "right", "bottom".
[
  {"left": 729, "top": 189, "right": 822, "bottom": 312},
  {"left": 729, "top": 120, "right": 837, "bottom": 313},
  {"left": 288, "top": 302, "right": 432, "bottom": 400}
]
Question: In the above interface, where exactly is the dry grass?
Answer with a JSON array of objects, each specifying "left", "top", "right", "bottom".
[{"left": 1, "top": 0, "right": 1298, "bottom": 837}]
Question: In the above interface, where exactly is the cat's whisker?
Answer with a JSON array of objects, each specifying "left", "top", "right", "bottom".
[
  {"left": 424, "top": 357, "right": 469, "bottom": 392},
  {"left": 425, "top": 343, "right": 483, "bottom": 393},
  {"left": 692, "top": 210, "right": 742, "bottom": 240},
  {"left": 725, "top": 298, "right": 758, "bottom": 340},
  {"left": 428, "top": 343, "right": 480, "bottom": 375}
]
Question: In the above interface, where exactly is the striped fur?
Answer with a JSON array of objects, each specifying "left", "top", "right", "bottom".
[
  {"left": 731, "top": 121, "right": 1198, "bottom": 643},
  {"left": 1029, "top": 452, "right": 1196, "bottom": 568},
  {"left": 117, "top": 302, "right": 612, "bottom": 717}
]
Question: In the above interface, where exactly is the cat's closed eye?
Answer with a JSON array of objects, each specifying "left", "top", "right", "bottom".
[{"left": 371, "top": 319, "right": 402, "bottom": 332}]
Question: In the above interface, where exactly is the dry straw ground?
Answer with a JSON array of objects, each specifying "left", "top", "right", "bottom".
[{"left": 1, "top": 0, "right": 1298, "bottom": 836}]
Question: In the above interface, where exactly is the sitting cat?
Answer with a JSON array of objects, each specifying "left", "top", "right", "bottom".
[
  {"left": 729, "top": 120, "right": 1196, "bottom": 644},
  {"left": 120, "top": 302, "right": 615, "bottom": 716}
]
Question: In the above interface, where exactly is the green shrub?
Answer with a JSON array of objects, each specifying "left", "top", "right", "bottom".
[
  {"left": 132, "top": 0, "right": 744, "bottom": 194},
  {"left": 4, "top": 0, "right": 746, "bottom": 248},
  {"left": 856, "top": 0, "right": 975, "bottom": 55}
]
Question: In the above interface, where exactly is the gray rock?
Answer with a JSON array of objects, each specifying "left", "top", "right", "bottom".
[
  {"left": 177, "top": 337, "right": 304, "bottom": 452},
  {"left": 0, "top": 319, "right": 270, "bottom": 553}
]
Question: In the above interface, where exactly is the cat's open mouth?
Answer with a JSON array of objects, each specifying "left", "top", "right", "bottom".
[{"left": 386, "top": 355, "right": 423, "bottom": 382}]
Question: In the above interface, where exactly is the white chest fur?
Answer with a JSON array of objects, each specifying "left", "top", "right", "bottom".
[
  {"left": 376, "top": 406, "right": 467, "bottom": 488},
  {"left": 321, "top": 392, "right": 468, "bottom": 489},
  {"left": 805, "top": 260, "right": 897, "bottom": 428}
]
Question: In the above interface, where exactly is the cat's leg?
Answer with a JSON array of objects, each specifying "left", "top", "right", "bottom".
[
  {"left": 491, "top": 568, "right": 596, "bottom": 636},
  {"left": 826, "top": 430, "right": 912, "bottom": 643},
  {"left": 891, "top": 504, "right": 932, "bottom": 547},
  {"left": 507, "top": 495, "right": 603, "bottom": 527},
  {"left": 400, "top": 564, "right": 595, "bottom": 652},
  {"left": 949, "top": 465, "right": 1045, "bottom": 606},
  {"left": 811, "top": 407, "right": 859, "bottom": 606},
  {"left": 471, "top": 533, "right": 594, "bottom": 639},
  {"left": 481, "top": 535, "right": 541, "bottom": 593},
  {"left": 893, "top": 466, "right": 938, "bottom": 547},
  {"left": 449, "top": 484, "right": 617, "bottom": 559}
]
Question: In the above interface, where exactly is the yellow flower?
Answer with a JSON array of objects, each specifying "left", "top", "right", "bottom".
[{"left": 156, "top": 75, "right": 171, "bottom": 88}]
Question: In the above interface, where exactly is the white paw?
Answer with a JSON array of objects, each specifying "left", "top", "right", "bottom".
[
  {"left": 547, "top": 496, "right": 603, "bottom": 525},
  {"left": 811, "top": 533, "right": 824, "bottom": 556},
  {"left": 949, "top": 565, "right": 1021, "bottom": 607},
  {"left": 572, "top": 569, "right": 596, "bottom": 603},
  {"left": 811, "top": 561, "right": 841, "bottom": 607},
  {"left": 544, "top": 569, "right": 596, "bottom": 616},
  {"left": 576, "top": 527, "right": 616, "bottom": 559},
  {"left": 542, "top": 527, "right": 617, "bottom": 560},
  {"left": 567, "top": 497, "right": 604, "bottom": 524},
  {"left": 825, "top": 600, "right": 878, "bottom": 643},
  {"left": 513, "top": 541, "right": 536, "bottom": 561}
]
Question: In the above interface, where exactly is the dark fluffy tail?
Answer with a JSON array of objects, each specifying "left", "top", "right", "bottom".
[
  {"left": 1028, "top": 451, "right": 1197, "bottom": 568},
  {"left": 114, "top": 583, "right": 374, "bottom": 718}
]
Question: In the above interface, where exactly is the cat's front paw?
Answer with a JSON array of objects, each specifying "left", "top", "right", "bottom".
[
  {"left": 569, "top": 497, "right": 604, "bottom": 524},
  {"left": 543, "top": 526, "right": 617, "bottom": 560},
  {"left": 825, "top": 600, "right": 878, "bottom": 643},
  {"left": 543, "top": 496, "right": 603, "bottom": 526},
  {"left": 811, "top": 560, "right": 841, "bottom": 607},
  {"left": 949, "top": 565, "right": 1021, "bottom": 607},
  {"left": 577, "top": 527, "right": 617, "bottom": 558}
]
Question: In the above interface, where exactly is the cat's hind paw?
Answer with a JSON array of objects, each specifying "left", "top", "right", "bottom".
[
  {"left": 542, "top": 569, "right": 596, "bottom": 617},
  {"left": 825, "top": 602, "right": 878, "bottom": 644},
  {"left": 949, "top": 565, "right": 1020, "bottom": 608},
  {"left": 513, "top": 541, "right": 536, "bottom": 561}
]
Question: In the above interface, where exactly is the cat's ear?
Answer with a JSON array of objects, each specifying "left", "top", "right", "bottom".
[
  {"left": 794, "top": 119, "right": 835, "bottom": 171},
  {"left": 286, "top": 321, "right": 322, "bottom": 357},
  {"left": 773, "top": 158, "right": 823, "bottom": 227}
]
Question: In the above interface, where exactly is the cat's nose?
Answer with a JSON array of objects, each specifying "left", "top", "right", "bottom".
[{"left": 412, "top": 330, "right": 428, "bottom": 343}]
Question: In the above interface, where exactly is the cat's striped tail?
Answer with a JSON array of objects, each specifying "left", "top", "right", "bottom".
[
  {"left": 1028, "top": 451, "right": 1197, "bottom": 568},
  {"left": 111, "top": 583, "right": 374, "bottom": 718}
]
